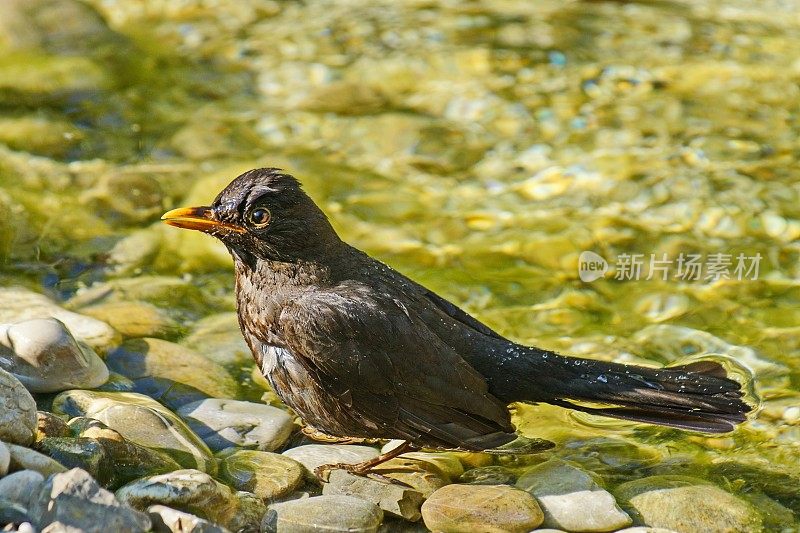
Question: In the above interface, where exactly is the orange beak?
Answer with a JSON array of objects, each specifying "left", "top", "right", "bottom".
[{"left": 161, "top": 206, "right": 246, "bottom": 234}]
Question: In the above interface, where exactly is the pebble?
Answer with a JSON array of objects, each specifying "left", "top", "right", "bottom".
[
  {"left": 0, "top": 318, "right": 108, "bottom": 393},
  {"left": 181, "top": 313, "right": 252, "bottom": 365},
  {"left": 116, "top": 469, "right": 265, "bottom": 533},
  {"left": 516, "top": 458, "right": 632, "bottom": 532},
  {"left": 0, "top": 500, "right": 29, "bottom": 526},
  {"left": 371, "top": 457, "right": 449, "bottom": 498},
  {"left": 263, "top": 495, "right": 383, "bottom": 533},
  {"left": 176, "top": 398, "right": 294, "bottom": 452},
  {"left": 282, "top": 444, "right": 380, "bottom": 477},
  {"left": 67, "top": 276, "right": 220, "bottom": 319},
  {"left": 5, "top": 443, "right": 67, "bottom": 477},
  {"left": 614, "top": 475, "right": 763, "bottom": 533},
  {"left": 0, "top": 470, "right": 45, "bottom": 509},
  {"left": 459, "top": 466, "right": 517, "bottom": 485},
  {"left": 382, "top": 442, "right": 465, "bottom": 481},
  {"left": 218, "top": 449, "right": 305, "bottom": 501},
  {"left": 322, "top": 469, "right": 425, "bottom": 521},
  {"left": 0, "top": 368, "right": 38, "bottom": 446},
  {"left": 37, "top": 437, "right": 112, "bottom": 486},
  {"left": 69, "top": 417, "right": 182, "bottom": 488},
  {"left": 36, "top": 411, "right": 71, "bottom": 439},
  {"left": 29, "top": 468, "right": 151, "bottom": 533},
  {"left": 0, "top": 287, "right": 118, "bottom": 351},
  {"left": 53, "top": 390, "right": 214, "bottom": 473},
  {"left": 422, "top": 483, "right": 544, "bottom": 533},
  {"left": 147, "top": 505, "right": 231, "bottom": 533},
  {"left": 106, "top": 338, "right": 239, "bottom": 399},
  {"left": 0, "top": 440, "right": 9, "bottom": 476},
  {"left": 80, "top": 301, "right": 182, "bottom": 339}
]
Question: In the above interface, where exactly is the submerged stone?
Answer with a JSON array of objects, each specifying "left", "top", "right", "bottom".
[
  {"left": 218, "top": 449, "right": 305, "bottom": 501},
  {"left": 516, "top": 458, "right": 632, "bottom": 532},
  {"left": 614, "top": 475, "right": 763, "bottom": 533},
  {"left": 52, "top": 390, "right": 214, "bottom": 473},
  {"left": 106, "top": 338, "right": 239, "bottom": 400}
]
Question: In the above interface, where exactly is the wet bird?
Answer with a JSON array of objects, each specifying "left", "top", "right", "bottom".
[{"left": 162, "top": 168, "right": 753, "bottom": 479}]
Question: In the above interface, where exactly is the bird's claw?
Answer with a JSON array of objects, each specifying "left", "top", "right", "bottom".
[{"left": 314, "top": 463, "right": 412, "bottom": 487}]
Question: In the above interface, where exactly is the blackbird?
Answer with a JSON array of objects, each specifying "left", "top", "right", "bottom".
[{"left": 162, "top": 168, "right": 752, "bottom": 478}]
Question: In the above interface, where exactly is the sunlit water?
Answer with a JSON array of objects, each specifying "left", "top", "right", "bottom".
[{"left": 0, "top": 0, "right": 798, "bottom": 527}]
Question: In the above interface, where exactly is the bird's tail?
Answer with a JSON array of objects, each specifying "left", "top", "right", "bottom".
[{"left": 505, "top": 350, "right": 754, "bottom": 433}]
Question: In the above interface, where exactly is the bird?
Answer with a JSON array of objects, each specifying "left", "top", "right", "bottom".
[{"left": 162, "top": 168, "right": 753, "bottom": 480}]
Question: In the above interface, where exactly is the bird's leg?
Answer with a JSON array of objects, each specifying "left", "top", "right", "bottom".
[{"left": 314, "top": 441, "right": 418, "bottom": 485}]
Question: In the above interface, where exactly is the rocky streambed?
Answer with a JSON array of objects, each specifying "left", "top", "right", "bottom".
[
  {"left": 0, "top": 283, "right": 789, "bottom": 532},
  {"left": 1, "top": 0, "right": 800, "bottom": 531}
]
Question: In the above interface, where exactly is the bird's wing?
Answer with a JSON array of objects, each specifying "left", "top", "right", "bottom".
[
  {"left": 420, "top": 287, "right": 505, "bottom": 339},
  {"left": 277, "top": 285, "right": 515, "bottom": 449}
]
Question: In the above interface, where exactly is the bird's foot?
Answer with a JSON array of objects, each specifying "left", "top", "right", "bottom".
[{"left": 313, "top": 463, "right": 411, "bottom": 487}]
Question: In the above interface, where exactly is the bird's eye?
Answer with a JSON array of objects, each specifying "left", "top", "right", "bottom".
[{"left": 247, "top": 207, "right": 271, "bottom": 227}]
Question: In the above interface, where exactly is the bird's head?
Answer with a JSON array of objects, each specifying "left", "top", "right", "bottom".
[{"left": 162, "top": 168, "right": 341, "bottom": 267}]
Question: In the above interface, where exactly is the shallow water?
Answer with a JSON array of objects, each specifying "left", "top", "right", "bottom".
[{"left": 1, "top": 0, "right": 798, "bottom": 528}]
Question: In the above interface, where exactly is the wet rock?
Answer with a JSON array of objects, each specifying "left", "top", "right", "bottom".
[
  {"left": 181, "top": 313, "right": 251, "bottom": 365},
  {"left": 37, "top": 437, "right": 111, "bottom": 486},
  {"left": 106, "top": 338, "right": 239, "bottom": 399},
  {"left": 282, "top": 444, "right": 379, "bottom": 478},
  {"left": 517, "top": 458, "right": 631, "bottom": 532},
  {"left": 0, "top": 53, "right": 110, "bottom": 105},
  {"left": 218, "top": 449, "right": 304, "bottom": 501},
  {"left": 422, "top": 484, "right": 544, "bottom": 533},
  {"left": 0, "top": 368, "right": 37, "bottom": 446},
  {"left": 370, "top": 457, "right": 449, "bottom": 498},
  {"left": 53, "top": 390, "right": 214, "bottom": 473},
  {"left": 0, "top": 440, "right": 9, "bottom": 476},
  {"left": 0, "top": 499, "right": 29, "bottom": 526},
  {"left": 36, "top": 411, "right": 71, "bottom": 439},
  {"left": 0, "top": 318, "right": 109, "bottom": 393},
  {"left": 6, "top": 443, "right": 67, "bottom": 476},
  {"left": 300, "top": 82, "right": 387, "bottom": 115},
  {"left": 148, "top": 505, "right": 231, "bottom": 533},
  {"left": 93, "top": 371, "right": 136, "bottom": 392},
  {"left": 0, "top": 116, "right": 82, "bottom": 158},
  {"left": 617, "top": 526, "right": 678, "bottom": 533},
  {"left": 0, "top": 287, "right": 117, "bottom": 352},
  {"left": 105, "top": 227, "right": 163, "bottom": 276},
  {"left": 323, "top": 469, "right": 425, "bottom": 521},
  {"left": 381, "top": 442, "right": 464, "bottom": 481},
  {"left": 176, "top": 398, "right": 294, "bottom": 452},
  {"left": 30, "top": 468, "right": 151, "bottom": 533},
  {"left": 116, "top": 469, "right": 265, "bottom": 533},
  {"left": 459, "top": 466, "right": 517, "bottom": 485},
  {"left": 614, "top": 475, "right": 763, "bottom": 533},
  {"left": 0, "top": 470, "right": 45, "bottom": 508},
  {"left": 70, "top": 417, "right": 182, "bottom": 488},
  {"left": 80, "top": 172, "right": 165, "bottom": 224},
  {"left": 80, "top": 301, "right": 182, "bottom": 339},
  {"left": 67, "top": 276, "right": 228, "bottom": 321},
  {"left": 263, "top": 495, "right": 383, "bottom": 533}
]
